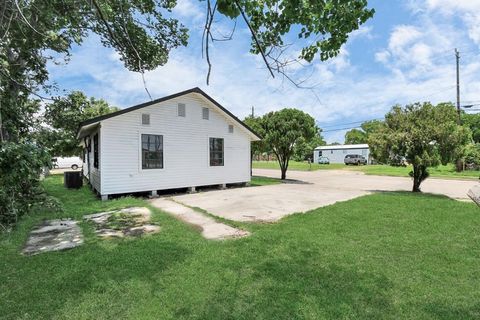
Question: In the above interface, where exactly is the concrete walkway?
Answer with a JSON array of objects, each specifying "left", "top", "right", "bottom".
[
  {"left": 149, "top": 198, "right": 249, "bottom": 240},
  {"left": 168, "top": 169, "right": 478, "bottom": 223}
]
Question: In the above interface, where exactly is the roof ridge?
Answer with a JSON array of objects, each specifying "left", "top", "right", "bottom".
[{"left": 77, "top": 88, "right": 261, "bottom": 139}]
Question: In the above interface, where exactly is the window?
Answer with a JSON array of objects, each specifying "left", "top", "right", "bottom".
[
  {"left": 228, "top": 124, "right": 234, "bottom": 133},
  {"left": 93, "top": 134, "right": 99, "bottom": 168},
  {"left": 209, "top": 138, "right": 224, "bottom": 166},
  {"left": 331, "top": 150, "right": 333, "bottom": 154},
  {"left": 202, "top": 107, "right": 209, "bottom": 120},
  {"left": 142, "top": 134, "right": 163, "bottom": 169},
  {"left": 142, "top": 114, "right": 150, "bottom": 125},
  {"left": 318, "top": 151, "right": 322, "bottom": 156},
  {"left": 178, "top": 103, "right": 186, "bottom": 117}
]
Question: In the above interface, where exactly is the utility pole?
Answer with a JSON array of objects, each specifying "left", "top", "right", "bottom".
[
  {"left": 455, "top": 48, "right": 461, "bottom": 124},
  {"left": 251, "top": 106, "right": 255, "bottom": 117}
]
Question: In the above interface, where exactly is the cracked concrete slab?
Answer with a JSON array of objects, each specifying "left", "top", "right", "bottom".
[
  {"left": 149, "top": 198, "right": 249, "bottom": 240},
  {"left": 84, "top": 207, "right": 160, "bottom": 238},
  {"left": 23, "top": 219, "right": 84, "bottom": 255}
]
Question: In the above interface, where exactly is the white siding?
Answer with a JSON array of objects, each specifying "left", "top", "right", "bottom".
[
  {"left": 99, "top": 93, "right": 252, "bottom": 195},
  {"left": 83, "top": 126, "right": 102, "bottom": 193}
]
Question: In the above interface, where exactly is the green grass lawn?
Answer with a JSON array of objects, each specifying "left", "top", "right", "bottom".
[
  {"left": 1, "top": 175, "right": 480, "bottom": 319},
  {"left": 253, "top": 161, "right": 480, "bottom": 180},
  {"left": 253, "top": 160, "right": 347, "bottom": 171},
  {"left": 250, "top": 175, "right": 282, "bottom": 186}
]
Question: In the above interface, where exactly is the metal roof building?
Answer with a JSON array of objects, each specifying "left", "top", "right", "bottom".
[{"left": 313, "top": 144, "right": 370, "bottom": 164}]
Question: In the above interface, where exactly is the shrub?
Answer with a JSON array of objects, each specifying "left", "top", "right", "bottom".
[
  {"left": 463, "top": 143, "right": 480, "bottom": 169},
  {"left": 0, "top": 142, "right": 54, "bottom": 230}
]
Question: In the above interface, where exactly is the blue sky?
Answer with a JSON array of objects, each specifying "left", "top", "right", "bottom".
[{"left": 47, "top": 0, "right": 480, "bottom": 143}]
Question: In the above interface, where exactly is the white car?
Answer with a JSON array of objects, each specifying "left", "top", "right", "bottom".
[{"left": 52, "top": 157, "right": 83, "bottom": 170}]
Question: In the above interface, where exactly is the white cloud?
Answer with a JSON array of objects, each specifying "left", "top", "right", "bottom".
[
  {"left": 349, "top": 25, "right": 374, "bottom": 41},
  {"left": 173, "top": 0, "right": 204, "bottom": 22}
]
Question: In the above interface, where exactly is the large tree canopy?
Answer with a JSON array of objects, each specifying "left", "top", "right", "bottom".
[
  {"left": 40, "top": 91, "right": 119, "bottom": 156},
  {"left": 369, "top": 102, "right": 470, "bottom": 192},
  {"left": 0, "top": 0, "right": 188, "bottom": 141},
  {"left": 262, "top": 108, "right": 317, "bottom": 179}
]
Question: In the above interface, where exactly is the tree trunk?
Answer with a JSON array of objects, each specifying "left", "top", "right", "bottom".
[
  {"left": 281, "top": 167, "right": 286, "bottom": 180},
  {"left": 412, "top": 164, "right": 427, "bottom": 192},
  {"left": 455, "top": 159, "right": 463, "bottom": 172},
  {"left": 412, "top": 176, "right": 421, "bottom": 192}
]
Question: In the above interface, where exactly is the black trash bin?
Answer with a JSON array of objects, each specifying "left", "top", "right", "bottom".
[{"left": 64, "top": 171, "right": 83, "bottom": 189}]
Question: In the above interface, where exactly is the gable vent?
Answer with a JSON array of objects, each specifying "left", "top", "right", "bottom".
[
  {"left": 178, "top": 103, "right": 186, "bottom": 117},
  {"left": 202, "top": 107, "right": 209, "bottom": 120},
  {"left": 228, "top": 124, "right": 234, "bottom": 133},
  {"left": 142, "top": 113, "right": 150, "bottom": 125}
]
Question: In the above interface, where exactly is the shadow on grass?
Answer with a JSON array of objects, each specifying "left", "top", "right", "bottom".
[
  {"left": 423, "top": 301, "right": 480, "bottom": 320},
  {"left": 366, "top": 190, "right": 465, "bottom": 201},
  {"left": 195, "top": 248, "right": 396, "bottom": 319}
]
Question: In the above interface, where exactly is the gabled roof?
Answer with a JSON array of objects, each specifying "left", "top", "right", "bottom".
[
  {"left": 315, "top": 144, "right": 369, "bottom": 150},
  {"left": 77, "top": 87, "right": 261, "bottom": 140}
]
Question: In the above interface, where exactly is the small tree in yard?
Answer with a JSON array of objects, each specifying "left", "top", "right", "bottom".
[
  {"left": 262, "top": 109, "right": 317, "bottom": 180},
  {"left": 369, "top": 102, "right": 471, "bottom": 192},
  {"left": 244, "top": 115, "right": 268, "bottom": 160}
]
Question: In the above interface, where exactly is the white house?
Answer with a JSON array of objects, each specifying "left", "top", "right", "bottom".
[
  {"left": 77, "top": 87, "right": 261, "bottom": 200},
  {"left": 313, "top": 144, "right": 370, "bottom": 164}
]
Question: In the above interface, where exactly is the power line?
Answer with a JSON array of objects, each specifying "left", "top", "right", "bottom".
[
  {"left": 320, "top": 118, "right": 383, "bottom": 128},
  {"left": 319, "top": 87, "right": 456, "bottom": 130},
  {"left": 322, "top": 126, "right": 362, "bottom": 133}
]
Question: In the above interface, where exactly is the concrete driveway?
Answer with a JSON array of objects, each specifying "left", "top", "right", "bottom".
[{"left": 171, "top": 169, "right": 478, "bottom": 222}]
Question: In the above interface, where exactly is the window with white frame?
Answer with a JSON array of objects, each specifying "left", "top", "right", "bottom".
[{"left": 228, "top": 124, "right": 234, "bottom": 133}]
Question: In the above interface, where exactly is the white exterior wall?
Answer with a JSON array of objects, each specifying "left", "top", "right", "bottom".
[
  {"left": 98, "top": 93, "right": 252, "bottom": 195},
  {"left": 82, "top": 126, "right": 102, "bottom": 192},
  {"left": 314, "top": 147, "right": 370, "bottom": 164}
]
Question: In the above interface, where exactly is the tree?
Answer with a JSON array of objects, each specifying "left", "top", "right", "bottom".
[
  {"left": 244, "top": 115, "right": 268, "bottom": 160},
  {"left": 204, "top": 0, "right": 374, "bottom": 84},
  {"left": 344, "top": 120, "right": 384, "bottom": 144},
  {"left": 262, "top": 109, "right": 317, "bottom": 179},
  {"left": 1, "top": 0, "right": 188, "bottom": 142},
  {"left": 292, "top": 130, "right": 325, "bottom": 161},
  {"left": 344, "top": 129, "right": 366, "bottom": 144},
  {"left": 462, "top": 113, "right": 480, "bottom": 143},
  {"left": 361, "top": 119, "right": 384, "bottom": 136},
  {"left": 369, "top": 102, "right": 471, "bottom": 192},
  {"left": 41, "top": 91, "right": 119, "bottom": 156}
]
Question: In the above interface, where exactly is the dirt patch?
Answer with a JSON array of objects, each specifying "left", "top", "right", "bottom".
[{"left": 84, "top": 207, "right": 160, "bottom": 238}]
